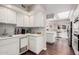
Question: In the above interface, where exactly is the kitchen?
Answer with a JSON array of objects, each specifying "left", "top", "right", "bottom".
[{"left": 0, "top": 4, "right": 79, "bottom": 55}]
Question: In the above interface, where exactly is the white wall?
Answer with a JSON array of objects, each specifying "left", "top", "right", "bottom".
[
  {"left": 46, "top": 19, "right": 70, "bottom": 32},
  {"left": 0, "top": 23, "right": 16, "bottom": 36},
  {"left": 43, "top": 4, "right": 77, "bottom": 14},
  {"left": 31, "top": 27, "right": 45, "bottom": 34}
]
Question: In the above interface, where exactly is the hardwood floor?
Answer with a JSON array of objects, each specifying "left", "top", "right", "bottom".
[{"left": 22, "top": 38, "right": 75, "bottom": 55}]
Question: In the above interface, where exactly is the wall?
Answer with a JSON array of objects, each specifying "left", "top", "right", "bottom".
[
  {"left": 15, "top": 27, "right": 44, "bottom": 34},
  {"left": 46, "top": 19, "right": 70, "bottom": 32},
  {"left": 0, "top": 23, "right": 16, "bottom": 36},
  {"left": 31, "top": 27, "right": 45, "bottom": 34}
]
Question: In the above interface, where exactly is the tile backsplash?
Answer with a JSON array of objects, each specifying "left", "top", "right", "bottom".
[
  {"left": 0, "top": 23, "right": 16, "bottom": 36},
  {"left": 31, "top": 27, "right": 45, "bottom": 34}
]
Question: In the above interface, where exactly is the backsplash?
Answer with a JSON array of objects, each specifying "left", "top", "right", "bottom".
[
  {"left": 31, "top": 27, "right": 45, "bottom": 34},
  {"left": 0, "top": 23, "right": 16, "bottom": 36},
  {"left": 15, "top": 27, "right": 44, "bottom": 34}
]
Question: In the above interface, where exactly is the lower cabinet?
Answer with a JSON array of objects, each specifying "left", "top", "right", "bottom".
[
  {"left": 46, "top": 32, "right": 56, "bottom": 43},
  {"left": 20, "top": 36, "right": 28, "bottom": 54},
  {"left": 0, "top": 35, "right": 45, "bottom": 55},
  {"left": 29, "top": 36, "right": 44, "bottom": 54},
  {"left": 4, "top": 42, "right": 19, "bottom": 55},
  {"left": 0, "top": 38, "right": 19, "bottom": 55}
]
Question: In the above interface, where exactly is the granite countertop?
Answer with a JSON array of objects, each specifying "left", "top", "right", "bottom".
[
  {"left": 46, "top": 31, "right": 56, "bottom": 33},
  {"left": 0, "top": 34, "right": 43, "bottom": 40}
]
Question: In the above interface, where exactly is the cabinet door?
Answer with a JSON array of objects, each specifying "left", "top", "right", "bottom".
[
  {"left": 0, "top": 38, "right": 19, "bottom": 55},
  {"left": 29, "top": 36, "right": 44, "bottom": 54},
  {"left": 16, "top": 13, "right": 24, "bottom": 27},
  {"left": 29, "top": 36, "right": 37, "bottom": 52},
  {"left": 21, "top": 37, "right": 28, "bottom": 48},
  {"left": 5, "top": 42, "right": 19, "bottom": 55},
  {"left": 29, "top": 15, "right": 34, "bottom": 27},
  {"left": 34, "top": 12, "right": 45, "bottom": 27},
  {"left": 23, "top": 15, "right": 29, "bottom": 27},
  {"left": 0, "top": 46, "right": 7, "bottom": 55},
  {"left": 46, "top": 33, "right": 56, "bottom": 43},
  {"left": 0, "top": 7, "right": 7, "bottom": 23},
  {"left": 7, "top": 9, "right": 16, "bottom": 24}
]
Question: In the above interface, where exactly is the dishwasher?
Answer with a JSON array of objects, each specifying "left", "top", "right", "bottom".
[{"left": 19, "top": 36, "right": 28, "bottom": 54}]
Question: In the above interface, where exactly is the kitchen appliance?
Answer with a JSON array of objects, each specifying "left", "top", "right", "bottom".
[
  {"left": 21, "top": 29, "right": 25, "bottom": 34},
  {"left": 26, "top": 28, "right": 31, "bottom": 33},
  {"left": 15, "top": 28, "right": 21, "bottom": 34},
  {"left": 19, "top": 37, "right": 28, "bottom": 54}
]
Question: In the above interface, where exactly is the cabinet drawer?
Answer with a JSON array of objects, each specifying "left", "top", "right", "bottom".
[
  {"left": 0, "top": 41, "right": 19, "bottom": 55},
  {"left": 0, "top": 38, "right": 19, "bottom": 46},
  {"left": 0, "top": 46, "right": 7, "bottom": 55}
]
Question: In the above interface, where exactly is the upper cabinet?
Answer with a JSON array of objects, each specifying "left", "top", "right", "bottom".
[
  {"left": 33, "top": 5, "right": 46, "bottom": 27},
  {"left": 0, "top": 7, "right": 7, "bottom": 23},
  {"left": 0, "top": 5, "right": 46, "bottom": 27},
  {"left": 16, "top": 11, "right": 45, "bottom": 27},
  {"left": 0, "top": 6, "right": 16, "bottom": 24},
  {"left": 16, "top": 13, "right": 24, "bottom": 27},
  {"left": 33, "top": 12, "right": 45, "bottom": 27},
  {"left": 29, "top": 15, "right": 34, "bottom": 27},
  {"left": 7, "top": 8, "right": 16, "bottom": 24},
  {"left": 23, "top": 15, "right": 29, "bottom": 27}
]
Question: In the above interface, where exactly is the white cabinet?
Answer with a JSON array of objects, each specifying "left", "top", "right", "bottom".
[
  {"left": 34, "top": 12, "right": 45, "bottom": 27},
  {"left": 20, "top": 37, "right": 28, "bottom": 48},
  {"left": 29, "top": 36, "right": 37, "bottom": 53},
  {"left": 0, "top": 7, "right": 16, "bottom": 24},
  {"left": 24, "top": 15, "right": 34, "bottom": 27},
  {"left": 16, "top": 12, "right": 45, "bottom": 27},
  {"left": 46, "top": 32, "right": 56, "bottom": 43},
  {"left": 0, "top": 45, "right": 7, "bottom": 55},
  {"left": 5, "top": 42, "right": 19, "bottom": 55},
  {"left": 7, "top": 9, "right": 16, "bottom": 24},
  {"left": 23, "top": 15, "right": 29, "bottom": 27},
  {"left": 0, "top": 7, "right": 7, "bottom": 23},
  {"left": 20, "top": 36, "right": 28, "bottom": 54},
  {"left": 0, "top": 6, "right": 16, "bottom": 24},
  {"left": 29, "top": 36, "right": 44, "bottom": 54},
  {"left": 29, "top": 15, "right": 34, "bottom": 27},
  {"left": 16, "top": 13, "right": 24, "bottom": 27},
  {"left": 0, "top": 6, "right": 45, "bottom": 27},
  {"left": 0, "top": 38, "right": 19, "bottom": 55}
]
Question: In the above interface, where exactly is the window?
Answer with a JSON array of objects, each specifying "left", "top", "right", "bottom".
[{"left": 57, "top": 11, "right": 70, "bottom": 19}]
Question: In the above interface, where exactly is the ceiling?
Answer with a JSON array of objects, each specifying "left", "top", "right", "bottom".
[
  {"left": 42, "top": 4, "right": 77, "bottom": 14},
  {"left": 14, "top": 4, "right": 77, "bottom": 14},
  {"left": 14, "top": 4, "right": 78, "bottom": 19}
]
